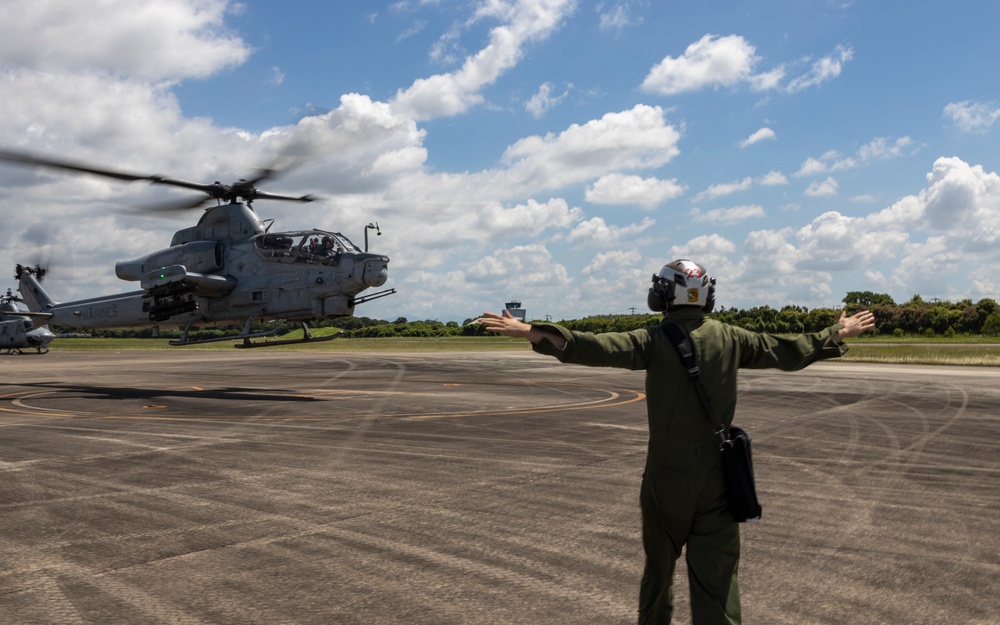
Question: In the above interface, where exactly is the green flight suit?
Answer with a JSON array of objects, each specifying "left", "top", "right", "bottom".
[{"left": 531, "top": 306, "right": 847, "bottom": 625}]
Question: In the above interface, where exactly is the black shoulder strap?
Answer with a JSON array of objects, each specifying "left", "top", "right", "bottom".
[{"left": 661, "top": 320, "right": 729, "bottom": 445}]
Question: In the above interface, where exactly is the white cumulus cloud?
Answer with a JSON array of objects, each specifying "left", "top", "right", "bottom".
[
  {"left": 943, "top": 100, "right": 1000, "bottom": 134},
  {"left": 641, "top": 34, "right": 774, "bottom": 95},
  {"left": 525, "top": 82, "right": 571, "bottom": 118},
  {"left": 690, "top": 205, "right": 766, "bottom": 225},
  {"left": 739, "top": 127, "right": 775, "bottom": 148},
  {"left": 391, "top": 0, "right": 577, "bottom": 120},
  {"left": 795, "top": 136, "right": 914, "bottom": 177},
  {"left": 498, "top": 104, "right": 682, "bottom": 194},
  {"left": 567, "top": 216, "right": 656, "bottom": 247},
  {"left": 785, "top": 45, "right": 853, "bottom": 93},
  {"left": 0, "top": 0, "right": 250, "bottom": 80},
  {"left": 585, "top": 173, "right": 686, "bottom": 209},
  {"left": 805, "top": 177, "right": 839, "bottom": 197},
  {"left": 695, "top": 177, "right": 753, "bottom": 201}
]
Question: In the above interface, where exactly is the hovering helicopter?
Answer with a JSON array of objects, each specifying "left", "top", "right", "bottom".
[
  {"left": 3, "top": 148, "right": 395, "bottom": 347},
  {"left": 1, "top": 287, "right": 55, "bottom": 354}
]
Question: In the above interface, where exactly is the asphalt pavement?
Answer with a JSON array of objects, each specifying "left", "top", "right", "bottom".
[{"left": 1, "top": 350, "right": 997, "bottom": 625}]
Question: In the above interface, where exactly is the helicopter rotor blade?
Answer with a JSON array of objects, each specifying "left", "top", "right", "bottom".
[
  {"left": 148, "top": 176, "right": 225, "bottom": 195},
  {"left": 251, "top": 190, "right": 316, "bottom": 203},
  {"left": 126, "top": 194, "right": 215, "bottom": 215},
  {"left": 245, "top": 168, "right": 279, "bottom": 187},
  {"left": 1, "top": 146, "right": 320, "bottom": 212},
  {"left": 0, "top": 148, "right": 261, "bottom": 198},
  {"left": 0, "top": 148, "right": 155, "bottom": 183}
]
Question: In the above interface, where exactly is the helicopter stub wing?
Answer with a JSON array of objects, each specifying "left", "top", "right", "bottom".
[
  {"left": 11, "top": 311, "right": 54, "bottom": 320},
  {"left": 141, "top": 265, "right": 237, "bottom": 298}
]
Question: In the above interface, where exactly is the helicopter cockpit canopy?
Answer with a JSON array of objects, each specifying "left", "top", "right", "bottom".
[{"left": 253, "top": 229, "right": 362, "bottom": 266}]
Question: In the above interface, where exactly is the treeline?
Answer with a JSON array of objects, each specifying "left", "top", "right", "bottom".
[
  {"left": 841, "top": 291, "right": 1000, "bottom": 337},
  {"left": 558, "top": 292, "right": 1000, "bottom": 337},
  {"left": 53, "top": 291, "right": 1000, "bottom": 340}
]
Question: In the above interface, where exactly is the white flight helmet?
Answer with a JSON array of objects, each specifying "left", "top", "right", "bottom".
[{"left": 647, "top": 259, "right": 716, "bottom": 313}]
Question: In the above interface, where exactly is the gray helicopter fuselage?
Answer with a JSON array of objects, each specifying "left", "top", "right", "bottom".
[
  {"left": 2, "top": 151, "right": 395, "bottom": 344},
  {"left": 16, "top": 204, "right": 392, "bottom": 332},
  {"left": 20, "top": 234, "right": 389, "bottom": 329},
  {"left": 0, "top": 302, "right": 55, "bottom": 352}
]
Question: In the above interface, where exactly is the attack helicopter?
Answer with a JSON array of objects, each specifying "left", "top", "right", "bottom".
[
  {"left": 3, "top": 148, "right": 395, "bottom": 347},
  {"left": 0, "top": 287, "right": 55, "bottom": 354}
]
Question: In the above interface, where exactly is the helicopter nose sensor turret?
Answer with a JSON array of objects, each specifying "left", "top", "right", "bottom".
[{"left": 363, "top": 258, "right": 389, "bottom": 288}]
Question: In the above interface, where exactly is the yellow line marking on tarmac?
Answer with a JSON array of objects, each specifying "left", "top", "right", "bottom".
[
  {"left": 0, "top": 386, "right": 645, "bottom": 422},
  {"left": 407, "top": 390, "right": 646, "bottom": 420}
]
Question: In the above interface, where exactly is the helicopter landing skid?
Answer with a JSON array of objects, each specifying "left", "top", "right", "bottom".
[
  {"left": 169, "top": 315, "right": 282, "bottom": 347},
  {"left": 233, "top": 322, "right": 342, "bottom": 349},
  {"left": 3, "top": 347, "right": 49, "bottom": 355},
  {"left": 168, "top": 328, "right": 280, "bottom": 347},
  {"left": 233, "top": 333, "right": 341, "bottom": 348}
]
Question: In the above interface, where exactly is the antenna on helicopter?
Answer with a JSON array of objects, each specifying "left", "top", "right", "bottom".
[{"left": 364, "top": 222, "right": 381, "bottom": 252}]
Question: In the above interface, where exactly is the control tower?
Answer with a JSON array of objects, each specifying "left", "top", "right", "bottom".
[{"left": 504, "top": 300, "right": 526, "bottom": 321}]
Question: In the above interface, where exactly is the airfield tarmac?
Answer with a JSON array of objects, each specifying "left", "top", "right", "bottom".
[{"left": 0, "top": 350, "right": 997, "bottom": 625}]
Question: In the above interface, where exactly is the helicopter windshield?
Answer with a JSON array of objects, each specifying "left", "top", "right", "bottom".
[{"left": 253, "top": 230, "right": 361, "bottom": 266}]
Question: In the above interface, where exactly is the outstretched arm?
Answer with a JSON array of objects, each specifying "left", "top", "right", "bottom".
[
  {"left": 475, "top": 310, "right": 568, "bottom": 349},
  {"left": 830, "top": 309, "right": 877, "bottom": 344}
]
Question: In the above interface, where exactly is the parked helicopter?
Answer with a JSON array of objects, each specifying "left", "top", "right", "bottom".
[
  {"left": 3, "top": 148, "right": 395, "bottom": 347},
  {"left": 1, "top": 287, "right": 55, "bottom": 354}
]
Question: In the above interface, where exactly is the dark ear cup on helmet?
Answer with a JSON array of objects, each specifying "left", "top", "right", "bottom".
[
  {"left": 647, "top": 289, "right": 665, "bottom": 312},
  {"left": 702, "top": 277, "right": 717, "bottom": 314},
  {"left": 647, "top": 275, "right": 675, "bottom": 312}
]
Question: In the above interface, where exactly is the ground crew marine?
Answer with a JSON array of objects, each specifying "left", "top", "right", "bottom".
[
  {"left": 474, "top": 258, "right": 876, "bottom": 625},
  {"left": 531, "top": 305, "right": 847, "bottom": 624}
]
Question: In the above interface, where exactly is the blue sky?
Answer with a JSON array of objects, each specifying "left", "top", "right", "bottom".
[{"left": 2, "top": 0, "right": 1000, "bottom": 322}]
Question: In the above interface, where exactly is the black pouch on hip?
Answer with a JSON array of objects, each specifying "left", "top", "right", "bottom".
[{"left": 720, "top": 425, "right": 761, "bottom": 522}]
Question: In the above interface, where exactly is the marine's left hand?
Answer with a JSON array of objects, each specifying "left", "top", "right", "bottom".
[
  {"left": 834, "top": 309, "right": 876, "bottom": 342},
  {"left": 474, "top": 310, "right": 533, "bottom": 339}
]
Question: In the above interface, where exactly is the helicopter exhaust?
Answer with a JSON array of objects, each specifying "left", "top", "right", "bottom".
[{"left": 116, "top": 241, "right": 225, "bottom": 281}]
